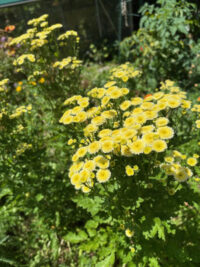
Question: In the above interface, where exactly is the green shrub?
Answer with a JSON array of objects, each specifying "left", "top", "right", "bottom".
[{"left": 119, "top": 0, "right": 200, "bottom": 92}]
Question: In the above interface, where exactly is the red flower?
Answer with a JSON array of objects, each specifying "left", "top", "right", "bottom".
[{"left": 140, "top": 46, "right": 143, "bottom": 52}]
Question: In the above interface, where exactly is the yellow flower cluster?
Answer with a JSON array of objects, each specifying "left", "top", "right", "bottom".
[
  {"left": 110, "top": 63, "right": 141, "bottom": 82},
  {"left": 27, "top": 14, "right": 49, "bottom": 26},
  {"left": 53, "top": 57, "right": 82, "bottom": 70},
  {"left": 125, "top": 165, "right": 139, "bottom": 176},
  {"left": 13, "top": 54, "right": 35, "bottom": 66},
  {"left": 31, "top": 39, "right": 47, "bottom": 50},
  {"left": 60, "top": 76, "right": 192, "bottom": 192},
  {"left": 16, "top": 143, "right": 32, "bottom": 156},
  {"left": 57, "top": 30, "right": 79, "bottom": 41},
  {"left": 9, "top": 105, "right": 32, "bottom": 119},
  {"left": 192, "top": 104, "right": 200, "bottom": 128},
  {"left": 10, "top": 14, "right": 63, "bottom": 51},
  {"left": 161, "top": 150, "right": 198, "bottom": 182},
  {"left": 0, "top": 78, "right": 9, "bottom": 92},
  {"left": 13, "top": 124, "right": 24, "bottom": 134}
]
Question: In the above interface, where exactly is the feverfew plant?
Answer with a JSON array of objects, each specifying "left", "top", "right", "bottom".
[
  {"left": 61, "top": 69, "right": 200, "bottom": 266},
  {"left": 9, "top": 14, "right": 81, "bottom": 106}
]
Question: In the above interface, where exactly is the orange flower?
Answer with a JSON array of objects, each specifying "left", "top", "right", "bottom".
[
  {"left": 7, "top": 49, "right": 15, "bottom": 56},
  {"left": 5, "top": 25, "right": 15, "bottom": 32},
  {"left": 197, "top": 97, "right": 200, "bottom": 101},
  {"left": 144, "top": 94, "right": 152, "bottom": 99}
]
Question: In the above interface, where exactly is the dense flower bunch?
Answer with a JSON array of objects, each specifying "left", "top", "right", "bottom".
[
  {"left": 0, "top": 78, "right": 32, "bottom": 120},
  {"left": 192, "top": 103, "right": 200, "bottom": 129},
  {"left": 60, "top": 75, "right": 199, "bottom": 193},
  {"left": 110, "top": 62, "right": 141, "bottom": 82},
  {"left": 161, "top": 151, "right": 198, "bottom": 183},
  {"left": 9, "top": 14, "right": 80, "bottom": 74},
  {"left": 0, "top": 78, "right": 9, "bottom": 92},
  {"left": 13, "top": 54, "right": 35, "bottom": 65},
  {"left": 53, "top": 57, "right": 82, "bottom": 70}
]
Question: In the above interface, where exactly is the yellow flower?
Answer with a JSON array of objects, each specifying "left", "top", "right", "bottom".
[
  {"left": 120, "top": 100, "right": 131, "bottom": 111},
  {"left": 16, "top": 86, "right": 22, "bottom": 92},
  {"left": 130, "top": 247, "right": 135, "bottom": 253},
  {"left": 141, "top": 102, "right": 154, "bottom": 110},
  {"left": 76, "top": 111, "right": 87, "bottom": 123},
  {"left": 144, "top": 110, "right": 158, "bottom": 120},
  {"left": 98, "top": 129, "right": 112, "bottom": 138},
  {"left": 104, "top": 81, "right": 116, "bottom": 88},
  {"left": 167, "top": 98, "right": 181, "bottom": 108},
  {"left": 153, "top": 92, "right": 164, "bottom": 100},
  {"left": 80, "top": 169, "right": 90, "bottom": 183},
  {"left": 125, "top": 165, "right": 134, "bottom": 176},
  {"left": 96, "top": 169, "right": 111, "bottom": 183},
  {"left": 142, "top": 133, "right": 156, "bottom": 145},
  {"left": 71, "top": 173, "right": 81, "bottom": 185},
  {"left": 124, "top": 117, "right": 135, "bottom": 128},
  {"left": 174, "top": 168, "right": 189, "bottom": 182},
  {"left": 125, "top": 229, "right": 133, "bottom": 238},
  {"left": 129, "top": 139, "right": 144, "bottom": 154},
  {"left": 123, "top": 129, "right": 137, "bottom": 139},
  {"left": 187, "top": 157, "right": 197, "bottom": 166},
  {"left": 122, "top": 87, "right": 129, "bottom": 95},
  {"left": 101, "top": 140, "right": 114, "bottom": 153},
  {"left": 102, "top": 110, "right": 117, "bottom": 119},
  {"left": 155, "top": 117, "right": 169, "bottom": 127},
  {"left": 109, "top": 88, "right": 122, "bottom": 99},
  {"left": 164, "top": 156, "right": 174, "bottom": 163},
  {"left": 61, "top": 115, "right": 73, "bottom": 125},
  {"left": 101, "top": 96, "right": 110, "bottom": 106},
  {"left": 133, "top": 114, "right": 147, "bottom": 125},
  {"left": 121, "top": 145, "right": 132, "bottom": 157},
  {"left": 157, "top": 126, "right": 174, "bottom": 139},
  {"left": 95, "top": 156, "right": 110, "bottom": 169},
  {"left": 185, "top": 167, "right": 193, "bottom": 177},
  {"left": 152, "top": 140, "right": 167, "bottom": 152},
  {"left": 84, "top": 160, "right": 96, "bottom": 171},
  {"left": 81, "top": 185, "right": 91, "bottom": 193},
  {"left": 92, "top": 116, "right": 106, "bottom": 126},
  {"left": 88, "top": 141, "right": 101, "bottom": 154},
  {"left": 68, "top": 138, "right": 74, "bottom": 145},
  {"left": 144, "top": 146, "right": 152, "bottom": 154},
  {"left": 141, "top": 125, "right": 155, "bottom": 134},
  {"left": 131, "top": 97, "right": 143, "bottom": 106},
  {"left": 84, "top": 124, "right": 98, "bottom": 136},
  {"left": 39, "top": 77, "right": 45, "bottom": 83},
  {"left": 79, "top": 99, "right": 89, "bottom": 108},
  {"left": 173, "top": 150, "right": 183, "bottom": 158},
  {"left": 76, "top": 147, "right": 88, "bottom": 158}
]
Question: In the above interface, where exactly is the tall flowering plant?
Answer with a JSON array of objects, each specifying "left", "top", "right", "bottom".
[
  {"left": 9, "top": 14, "right": 81, "bottom": 109},
  {"left": 61, "top": 68, "right": 200, "bottom": 265}
]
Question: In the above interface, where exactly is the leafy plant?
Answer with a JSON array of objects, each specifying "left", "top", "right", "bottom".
[{"left": 119, "top": 0, "right": 200, "bottom": 92}]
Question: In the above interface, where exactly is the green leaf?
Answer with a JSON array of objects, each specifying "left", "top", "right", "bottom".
[
  {"left": 149, "top": 257, "right": 160, "bottom": 267},
  {"left": 73, "top": 195, "right": 103, "bottom": 216},
  {"left": 96, "top": 252, "right": 115, "bottom": 267},
  {"left": 35, "top": 194, "right": 44, "bottom": 202},
  {"left": 85, "top": 220, "right": 99, "bottom": 229},
  {"left": 64, "top": 230, "right": 88, "bottom": 244}
]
